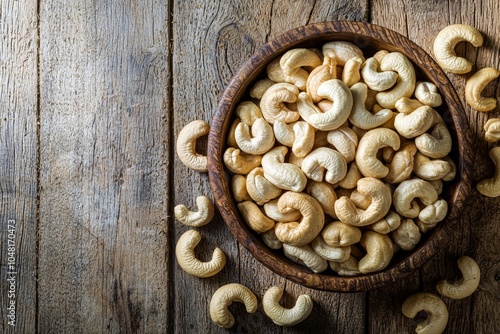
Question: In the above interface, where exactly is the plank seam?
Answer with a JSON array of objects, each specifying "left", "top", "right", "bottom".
[{"left": 35, "top": 0, "right": 41, "bottom": 332}]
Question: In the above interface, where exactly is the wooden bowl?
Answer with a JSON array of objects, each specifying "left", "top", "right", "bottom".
[{"left": 207, "top": 21, "right": 472, "bottom": 292}]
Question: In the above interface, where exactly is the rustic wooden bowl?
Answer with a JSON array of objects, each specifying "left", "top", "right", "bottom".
[{"left": 207, "top": 21, "right": 472, "bottom": 292}]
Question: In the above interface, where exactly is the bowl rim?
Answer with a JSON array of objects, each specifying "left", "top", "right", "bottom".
[{"left": 207, "top": 20, "right": 472, "bottom": 292}]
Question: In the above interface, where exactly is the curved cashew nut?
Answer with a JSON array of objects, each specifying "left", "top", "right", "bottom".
[
  {"left": 306, "top": 181, "right": 337, "bottom": 218},
  {"left": 326, "top": 126, "right": 358, "bottom": 162},
  {"left": 174, "top": 196, "right": 215, "bottom": 227},
  {"left": 413, "top": 153, "right": 452, "bottom": 181},
  {"left": 283, "top": 243, "right": 328, "bottom": 273},
  {"left": 176, "top": 120, "right": 209, "bottom": 172},
  {"left": 235, "top": 117, "right": 275, "bottom": 155},
  {"left": 415, "top": 123, "right": 452, "bottom": 158},
  {"left": 361, "top": 57, "right": 398, "bottom": 91},
  {"left": 231, "top": 174, "right": 252, "bottom": 202},
  {"left": 384, "top": 141, "right": 417, "bottom": 183},
  {"left": 355, "top": 128, "right": 401, "bottom": 178},
  {"left": 261, "top": 227, "right": 283, "bottom": 250},
  {"left": 263, "top": 198, "right": 301, "bottom": 222},
  {"left": 376, "top": 52, "right": 416, "bottom": 109},
  {"left": 175, "top": 230, "right": 226, "bottom": 278},
  {"left": 280, "top": 48, "right": 322, "bottom": 76},
  {"left": 311, "top": 235, "right": 350, "bottom": 262},
  {"left": 395, "top": 97, "right": 424, "bottom": 114},
  {"left": 297, "top": 80, "right": 353, "bottom": 131},
  {"left": 250, "top": 78, "right": 275, "bottom": 99},
  {"left": 342, "top": 56, "right": 363, "bottom": 87},
  {"left": 415, "top": 81, "right": 443, "bottom": 107},
  {"left": 349, "top": 82, "right": 394, "bottom": 130},
  {"left": 246, "top": 167, "right": 282, "bottom": 205},
  {"left": 484, "top": 118, "right": 500, "bottom": 142},
  {"left": 267, "top": 58, "right": 308, "bottom": 90},
  {"left": 275, "top": 191, "right": 325, "bottom": 246},
  {"left": 209, "top": 283, "right": 258, "bottom": 329},
  {"left": 306, "top": 56, "right": 337, "bottom": 102},
  {"left": 393, "top": 179, "right": 438, "bottom": 218},
  {"left": 335, "top": 177, "right": 392, "bottom": 226},
  {"left": 262, "top": 286, "right": 313, "bottom": 326},
  {"left": 236, "top": 101, "right": 263, "bottom": 126},
  {"left": 260, "top": 83, "right": 300, "bottom": 123},
  {"left": 321, "top": 221, "right": 362, "bottom": 246},
  {"left": 465, "top": 67, "right": 500, "bottom": 112},
  {"left": 394, "top": 105, "right": 435, "bottom": 138},
  {"left": 238, "top": 201, "right": 275, "bottom": 233},
  {"left": 339, "top": 161, "right": 362, "bottom": 189},
  {"left": 367, "top": 211, "right": 401, "bottom": 234},
  {"left": 391, "top": 218, "right": 421, "bottom": 251},
  {"left": 223, "top": 147, "right": 262, "bottom": 175},
  {"left": 292, "top": 121, "right": 315, "bottom": 158},
  {"left": 301, "top": 147, "right": 347, "bottom": 184},
  {"left": 402, "top": 292, "right": 448, "bottom": 334},
  {"left": 329, "top": 256, "right": 361, "bottom": 276},
  {"left": 433, "top": 24, "right": 483, "bottom": 74},
  {"left": 261, "top": 146, "right": 307, "bottom": 192},
  {"left": 358, "top": 231, "right": 393, "bottom": 274},
  {"left": 273, "top": 120, "right": 295, "bottom": 147},
  {"left": 418, "top": 199, "right": 448, "bottom": 232},
  {"left": 476, "top": 147, "right": 500, "bottom": 197},
  {"left": 436, "top": 256, "right": 481, "bottom": 299},
  {"left": 322, "top": 41, "right": 365, "bottom": 66}
]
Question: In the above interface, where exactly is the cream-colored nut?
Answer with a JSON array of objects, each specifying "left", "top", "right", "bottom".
[
  {"left": 413, "top": 153, "right": 451, "bottom": 181},
  {"left": 301, "top": 147, "right": 348, "bottom": 184},
  {"left": 402, "top": 292, "right": 448, "bottom": 334},
  {"left": 292, "top": 121, "right": 315, "bottom": 158},
  {"left": 306, "top": 56, "right": 337, "bottom": 102},
  {"left": 433, "top": 24, "right": 483, "bottom": 74},
  {"left": 361, "top": 57, "right": 398, "bottom": 91},
  {"left": 342, "top": 56, "right": 363, "bottom": 87},
  {"left": 465, "top": 67, "right": 500, "bottom": 112},
  {"left": 237, "top": 201, "right": 275, "bottom": 233},
  {"left": 223, "top": 147, "right": 262, "bottom": 175},
  {"left": 358, "top": 231, "right": 393, "bottom": 274},
  {"left": 326, "top": 127, "right": 358, "bottom": 163},
  {"left": 306, "top": 181, "right": 337, "bottom": 218},
  {"left": 250, "top": 78, "right": 275, "bottom": 99},
  {"left": 417, "top": 199, "right": 448, "bottom": 232},
  {"left": 275, "top": 191, "right": 324, "bottom": 246},
  {"left": 395, "top": 97, "right": 424, "bottom": 114},
  {"left": 322, "top": 41, "right": 365, "bottom": 66},
  {"left": 261, "top": 227, "right": 283, "bottom": 250},
  {"left": 393, "top": 179, "right": 438, "bottom": 218},
  {"left": 174, "top": 196, "right": 215, "bottom": 227},
  {"left": 231, "top": 174, "right": 252, "bottom": 202},
  {"left": 283, "top": 243, "right": 328, "bottom": 273},
  {"left": 375, "top": 52, "right": 416, "bottom": 109},
  {"left": 280, "top": 48, "right": 322, "bottom": 76},
  {"left": 235, "top": 117, "right": 275, "bottom": 155},
  {"left": 246, "top": 167, "right": 282, "bottom": 205},
  {"left": 436, "top": 256, "right": 481, "bottom": 299},
  {"left": 442, "top": 156, "right": 456, "bottom": 182},
  {"left": 384, "top": 141, "right": 417, "bottom": 183},
  {"left": 175, "top": 230, "right": 226, "bottom": 278},
  {"left": 335, "top": 177, "right": 392, "bottom": 226},
  {"left": 367, "top": 211, "right": 401, "bottom": 234},
  {"left": 176, "top": 120, "right": 209, "bottom": 172},
  {"left": 260, "top": 83, "right": 300, "bottom": 123},
  {"left": 262, "top": 146, "right": 307, "bottom": 192},
  {"left": 263, "top": 198, "right": 302, "bottom": 222},
  {"left": 394, "top": 105, "right": 434, "bottom": 138},
  {"left": 415, "top": 81, "right": 443, "bottom": 107},
  {"left": 415, "top": 123, "right": 452, "bottom": 158},
  {"left": 273, "top": 120, "right": 295, "bottom": 147},
  {"left": 355, "top": 128, "right": 401, "bottom": 178},
  {"left": 262, "top": 286, "right": 313, "bottom": 326},
  {"left": 297, "top": 80, "right": 353, "bottom": 131},
  {"left": 267, "top": 58, "right": 308, "bottom": 91},
  {"left": 236, "top": 101, "right": 263, "bottom": 126},
  {"left": 484, "top": 118, "right": 500, "bottom": 142},
  {"left": 339, "top": 162, "right": 362, "bottom": 189},
  {"left": 476, "top": 147, "right": 500, "bottom": 197},
  {"left": 349, "top": 82, "right": 394, "bottom": 130},
  {"left": 210, "top": 283, "right": 258, "bottom": 329},
  {"left": 391, "top": 218, "right": 421, "bottom": 251},
  {"left": 329, "top": 256, "right": 361, "bottom": 276},
  {"left": 311, "top": 235, "right": 350, "bottom": 262},
  {"left": 321, "top": 221, "right": 362, "bottom": 247},
  {"left": 227, "top": 118, "right": 240, "bottom": 148}
]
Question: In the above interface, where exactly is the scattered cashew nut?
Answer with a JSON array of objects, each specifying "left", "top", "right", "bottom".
[
  {"left": 209, "top": 283, "right": 258, "bottom": 328},
  {"left": 465, "top": 67, "right": 500, "bottom": 112},
  {"left": 436, "top": 256, "right": 481, "bottom": 299},
  {"left": 476, "top": 147, "right": 500, "bottom": 197},
  {"left": 484, "top": 118, "right": 500, "bottom": 142},
  {"left": 176, "top": 120, "right": 209, "bottom": 172},
  {"left": 402, "top": 292, "right": 448, "bottom": 334},
  {"left": 262, "top": 286, "right": 313, "bottom": 326},
  {"left": 174, "top": 195, "right": 215, "bottom": 227}
]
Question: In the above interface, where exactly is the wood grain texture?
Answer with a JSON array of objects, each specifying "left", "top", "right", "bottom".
[
  {"left": 371, "top": 0, "right": 500, "bottom": 333},
  {"left": 0, "top": 1, "right": 38, "bottom": 333},
  {"left": 38, "top": 1, "right": 170, "bottom": 332}
]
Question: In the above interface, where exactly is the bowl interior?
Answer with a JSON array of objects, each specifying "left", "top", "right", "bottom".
[{"left": 207, "top": 21, "right": 471, "bottom": 292}]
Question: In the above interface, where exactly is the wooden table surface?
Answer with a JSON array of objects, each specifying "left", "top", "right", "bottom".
[{"left": 1, "top": 0, "right": 499, "bottom": 333}]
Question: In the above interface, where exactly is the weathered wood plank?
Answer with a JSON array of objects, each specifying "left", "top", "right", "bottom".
[
  {"left": 172, "top": 1, "right": 368, "bottom": 332},
  {"left": 370, "top": 0, "right": 500, "bottom": 333},
  {"left": 38, "top": 1, "right": 171, "bottom": 332},
  {"left": 0, "top": 1, "right": 38, "bottom": 333}
]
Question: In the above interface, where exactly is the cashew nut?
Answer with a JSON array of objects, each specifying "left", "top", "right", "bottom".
[
  {"left": 236, "top": 101, "right": 263, "bottom": 126},
  {"left": 402, "top": 292, "right": 448, "bottom": 334},
  {"left": 261, "top": 146, "right": 307, "bottom": 192},
  {"left": 235, "top": 117, "right": 275, "bottom": 155},
  {"left": 263, "top": 198, "right": 301, "bottom": 222},
  {"left": 465, "top": 67, "right": 500, "bottom": 112},
  {"left": 250, "top": 78, "right": 275, "bottom": 99},
  {"left": 301, "top": 147, "right": 347, "bottom": 184},
  {"left": 311, "top": 235, "right": 350, "bottom": 262},
  {"left": 267, "top": 58, "right": 308, "bottom": 91},
  {"left": 329, "top": 256, "right": 361, "bottom": 276},
  {"left": 223, "top": 147, "right": 262, "bottom": 175},
  {"left": 306, "top": 56, "right": 337, "bottom": 102},
  {"left": 327, "top": 126, "right": 359, "bottom": 162},
  {"left": 209, "top": 283, "right": 258, "bottom": 328},
  {"left": 342, "top": 56, "right": 363, "bottom": 87},
  {"left": 261, "top": 227, "right": 283, "bottom": 250},
  {"left": 275, "top": 191, "right": 324, "bottom": 246},
  {"left": 433, "top": 24, "right": 483, "bottom": 74},
  {"left": 413, "top": 153, "right": 451, "bottom": 181},
  {"left": 260, "top": 83, "right": 300, "bottom": 123},
  {"left": 306, "top": 181, "right": 337, "bottom": 218},
  {"left": 367, "top": 211, "right": 401, "bottom": 234},
  {"left": 176, "top": 120, "right": 209, "bottom": 172},
  {"left": 417, "top": 199, "right": 448, "bottom": 232},
  {"left": 273, "top": 120, "right": 295, "bottom": 147},
  {"left": 436, "top": 256, "right": 481, "bottom": 299},
  {"left": 476, "top": 147, "right": 500, "bottom": 197},
  {"left": 384, "top": 141, "right": 417, "bottom": 184},
  {"left": 393, "top": 179, "right": 438, "bottom": 218},
  {"left": 339, "top": 161, "right": 362, "bottom": 189},
  {"left": 262, "top": 286, "right": 313, "bottom": 326},
  {"left": 321, "top": 221, "right": 362, "bottom": 246},
  {"left": 391, "top": 218, "right": 421, "bottom": 251},
  {"left": 283, "top": 243, "right": 328, "bottom": 273},
  {"left": 175, "top": 230, "right": 226, "bottom": 278},
  {"left": 358, "top": 231, "right": 393, "bottom": 274},
  {"left": 237, "top": 200, "right": 275, "bottom": 233},
  {"left": 280, "top": 48, "right": 322, "bottom": 76},
  {"left": 394, "top": 105, "right": 434, "bottom": 138},
  {"left": 361, "top": 57, "right": 397, "bottom": 91},
  {"left": 322, "top": 41, "right": 365, "bottom": 66},
  {"left": 231, "top": 174, "right": 252, "bottom": 202},
  {"left": 246, "top": 167, "right": 282, "bottom": 205},
  {"left": 415, "top": 123, "right": 452, "bottom": 158},
  {"left": 349, "top": 82, "right": 393, "bottom": 130},
  {"left": 174, "top": 196, "right": 215, "bottom": 227},
  {"left": 484, "top": 118, "right": 500, "bottom": 142},
  {"left": 415, "top": 81, "right": 443, "bottom": 107},
  {"left": 376, "top": 52, "right": 416, "bottom": 109},
  {"left": 292, "top": 121, "right": 315, "bottom": 158},
  {"left": 355, "top": 128, "right": 401, "bottom": 178},
  {"left": 395, "top": 97, "right": 424, "bottom": 114}
]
